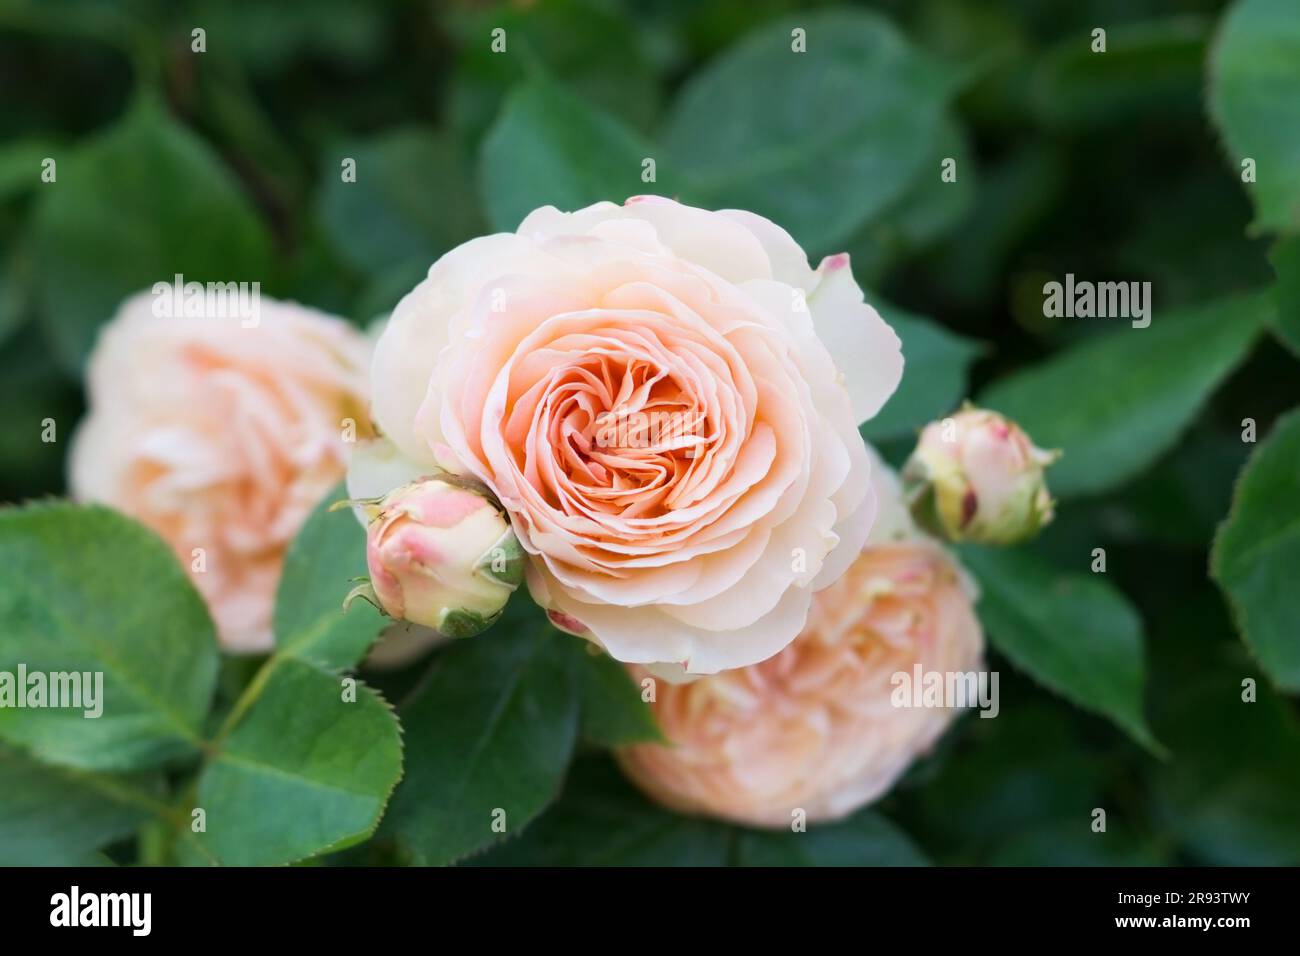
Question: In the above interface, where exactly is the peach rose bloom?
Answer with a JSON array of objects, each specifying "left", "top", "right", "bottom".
[
  {"left": 353, "top": 197, "right": 903, "bottom": 674},
  {"left": 70, "top": 291, "right": 370, "bottom": 652},
  {"left": 617, "top": 474, "right": 983, "bottom": 825}
]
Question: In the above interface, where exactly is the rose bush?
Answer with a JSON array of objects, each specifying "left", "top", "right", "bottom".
[
  {"left": 69, "top": 291, "right": 371, "bottom": 651},
  {"left": 352, "top": 196, "right": 903, "bottom": 674}
]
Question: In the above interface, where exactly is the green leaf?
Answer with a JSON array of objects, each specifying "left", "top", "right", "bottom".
[
  {"left": 446, "top": 0, "right": 660, "bottom": 142},
  {"left": 986, "top": 818, "right": 1167, "bottom": 866},
  {"left": 384, "top": 626, "right": 579, "bottom": 865},
  {"left": 0, "top": 138, "right": 56, "bottom": 203},
  {"left": 1212, "top": 408, "right": 1300, "bottom": 691},
  {"left": 961, "top": 546, "right": 1161, "bottom": 753},
  {"left": 315, "top": 128, "right": 484, "bottom": 278},
  {"left": 30, "top": 100, "right": 273, "bottom": 372},
  {"left": 905, "top": 702, "right": 1105, "bottom": 861},
  {"left": 479, "top": 80, "right": 655, "bottom": 233},
  {"left": 572, "top": 643, "right": 664, "bottom": 747},
  {"left": 734, "top": 811, "right": 929, "bottom": 866},
  {"left": 663, "top": 10, "right": 953, "bottom": 255},
  {"left": 0, "top": 256, "right": 29, "bottom": 347},
  {"left": 0, "top": 503, "right": 219, "bottom": 770},
  {"left": 978, "top": 290, "right": 1269, "bottom": 497},
  {"left": 1031, "top": 17, "right": 1208, "bottom": 130},
  {"left": 185, "top": 658, "right": 402, "bottom": 866},
  {"left": 1209, "top": 0, "right": 1300, "bottom": 233},
  {"left": 274, "top": 483, "right": 385, "bottom": 671},
  {"left": 470, "top": 756, "right": 732, "bottom": 866},
  {"left": 861, "top": 301, "right": 982, "bottom": 441},
  {"left": 1151, "top": 662, "right": 1300, "bottom": 865},
  {"left": 1269, "top": 235, "right": 1300, "bottom": 355},
  {"left": 846, "top": 115, "right": 977, "bottom": 283},
  {"left": 0, "top": 746, "right": 164, "bottom": 865}
]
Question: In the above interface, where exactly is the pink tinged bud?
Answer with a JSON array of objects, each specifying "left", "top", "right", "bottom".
[
  {"left": 362, "top": 476, "right": 525, "bottom": 638},
  {"left": 902, "top": 406, "right": 1060, "bottom": 546}
]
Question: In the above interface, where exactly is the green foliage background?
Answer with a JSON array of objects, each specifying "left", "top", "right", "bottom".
[{"left": 1, "top": 0, "right": 1298, "bottom": 866}]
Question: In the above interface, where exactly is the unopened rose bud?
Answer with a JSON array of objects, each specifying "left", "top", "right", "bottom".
[
  {"left": 356, "top": 475, "right": 524, "bottom": 637},
  {"left": 903, "top": 407, "right": 1059, "bottom": 545}
]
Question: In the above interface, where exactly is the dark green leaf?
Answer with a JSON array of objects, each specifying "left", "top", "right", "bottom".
[
  {"left": 861, "top": 301, "right": 981, "bottom": 441},
  {"left": 979, "top": 291, "right": 1269, "bottom": 497},
  {"left": 0, "top": 138, "right": 56, "bottom": 203},
  {"left": 734, "top": 811, "right": 928, "bottom": 866},
  {"left": 664, "top": 10, "right": 954, "bottom": 254},
  {"left": 572, "top": 643, "right": 663, "bottom": 747},
  {"left": 0, "top": 746, "right": 164, "bottom": 865},
  {"left": 1269, "top": 234, "right": 1300, "bottom": 355},
  {"left": 316, "top": 128, "right": 484, "bottom": 278},
  {"left": 1212, "top": 407, "right": 1300, "bottom": 691},
  {"left": 471, "top": 755, "right": 731, "bottom": 866},
  {"left": 446, "top": 0, "right": 660, "bottom": 141},
  {"left": 1032, "top": 17, "right": 1208, "bottom": 130},
  {"left": 961, "top": 546, "right": 1160, "bottom": 752},
  {"left": 1209, "top": 0, "right": 1300, "bottom": 233},
  {"left": 384, "top": 626, "right": 579, "bottom": 865},
  {"left": 30, "top": 100, "right": 273, "bottom": 371},
  {"left": 274, "top": 483, "right": 385, "bottom": 671},
  {"left": 1151, "top": 662, "right": 1300, "bottom": 865},
  {"left": 480, "top": 80, "right": 655, "bottom": 233},
  {"left": 0, "top": 503, "right": 218, "bottom": 770}
]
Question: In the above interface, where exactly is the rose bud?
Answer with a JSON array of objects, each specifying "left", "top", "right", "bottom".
[
  {"left": 355, "top": 476, "right": 524, "bottom": 638},
  {"left": 902, "top": 406, "right": 1059, "bottom": 545}
]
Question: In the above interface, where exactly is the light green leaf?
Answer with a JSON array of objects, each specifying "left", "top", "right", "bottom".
[
  {"left": 274, "top": 483, "right": 385, "bottom": 671},
  {"left": 734, "top": 811, "right": 929, "bottom": 866},
  {"left": 480, "top": 80, "right": 656, "bottom": 233},
  {"left": 861, "top": 302, "right": 982, "bottom": 441},
  {"left": 1209, "top": 0, "right": 1300, "bottom": 233},
  {"left": 978, "top": 290, "right": 1269, "bottom": 497},
  {"left": 961, "top": 546, "right": 1161, "bottom": 753},
  {"left": 572, "top": 643, "right": 664, "bottom": 748},
  {"left": 0, "top": 746, "right": 164, "bottom": 865},
  {"left": 316, "top": 128, "right": 484, "bottom": 278},
  {"left": 384, "top": 626, "right": 579, "bottom": 865},
  {"left": 470, "top": 756, "right": 731, "bottom": 867},
  {"left": 30, "top": 100, "right": 273, "bottom": 372},
  {"left": 1212, "top": 408, "right": 1300, "bottom": 691},
  {"left": 0, "top": 504, "right": 218, "bottom": 770},
  {"left": 663, "top": 10, "right": 953, "bottom": 255},
  {"left": 185, "top": 658, "right": 402, "bottom": 866}
]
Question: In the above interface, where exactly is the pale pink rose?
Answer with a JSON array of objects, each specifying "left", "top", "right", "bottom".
[
  {"left": 69, "top": 291, "right": 370, "bottom": 652},
  {"left": 617, "top": 536, "right": 984, "bottom": 828},
  {"left": 353, "top": 197, "right": 903, "bottom": 674}
]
